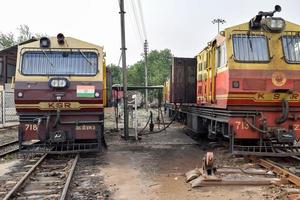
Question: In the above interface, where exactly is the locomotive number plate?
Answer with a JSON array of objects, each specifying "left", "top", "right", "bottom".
[
  {"left": 24, "top": 123, "right": 38, "bottom": 131},
  {"left": 40, "top": 102, "right": 81, "bottom": 110},
  {"left": 76, "top": 125, "right": 96, "bottom": 131},
  {"left": 254, "top": 93, "right": 300, "bottom": 101},
  {"left": 234, "top": 121, "right": 249, "bottom": 130}
]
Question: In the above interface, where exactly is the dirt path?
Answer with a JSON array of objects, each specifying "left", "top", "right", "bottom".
[{"left": 101, "top": 124, "right": 270, "bottom": 200}]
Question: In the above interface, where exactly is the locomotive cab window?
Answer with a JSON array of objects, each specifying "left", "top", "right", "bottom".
[
  {"left": 232, "top": 34, "right": 270, "bottom": 62},
  {"left": 216, "top": 44, "right": 227, "bottom": 68},
  {"left": 21, "top": 50, "right": 98, "bottom": 75},
  {"left": 282, "top": 35, "right": 300, "bottom": 63}
]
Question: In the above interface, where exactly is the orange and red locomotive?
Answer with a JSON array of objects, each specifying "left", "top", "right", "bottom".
[
  {"left": 14, "top": 34, "right": 107, "bottom": 153},
  {"left": 165, "top": 6, "right": 300, "bottom": 156}
]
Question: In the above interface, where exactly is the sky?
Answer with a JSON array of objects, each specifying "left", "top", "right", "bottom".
[{"left": 0, "top": 0, "right": 299, "bottom": 65}]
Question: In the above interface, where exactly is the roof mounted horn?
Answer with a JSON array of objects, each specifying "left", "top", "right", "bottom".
[{"left": 250, "top": 5, "right": 282, "bottom": 29}]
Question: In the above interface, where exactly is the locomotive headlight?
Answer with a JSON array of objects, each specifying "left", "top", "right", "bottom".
[
  {"left": 49, "top": 78, "right": 68, "bottom": 88},
  {"left": 95, "top": 92, "right": 100, "bottom": 98},
  {"left": 17, "top": 92, "right": 23, "bottom": 98},
  {"left": 265, "top": 18, "right": 285, "bottom": 32},
  {"left": 40, "top": 37, "right": 51, "bottom": 48}
]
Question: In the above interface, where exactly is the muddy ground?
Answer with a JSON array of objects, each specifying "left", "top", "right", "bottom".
[
  {"left": 0, "top": 108, "right": 299, "bottom": 199},
  {"left": 102, "top": 126, "right": 270, "bottom": 200},
  {"left": 102, "top": 108, "right": 296, "bottom": 200}
]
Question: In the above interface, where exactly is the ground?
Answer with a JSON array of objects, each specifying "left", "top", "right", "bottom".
[
  {"left": 0, "top": 108, "right": 299, "bottom": 199},
  {"left": 101, "top": 123, "right": 271, "bottom": 200}
]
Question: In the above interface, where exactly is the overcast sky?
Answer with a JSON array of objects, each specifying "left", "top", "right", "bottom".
[{"left": 0, "top": 0, "right": 299, "bottom": 65}]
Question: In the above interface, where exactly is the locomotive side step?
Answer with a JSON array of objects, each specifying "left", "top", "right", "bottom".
[
  {"left": 232, "top": 144, "right": 300, "bottom": 157},
  {"left": 19, "top": 142, "right": 102, "bottom": 154}
]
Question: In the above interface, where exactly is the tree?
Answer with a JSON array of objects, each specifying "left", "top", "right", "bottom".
[
  {"left": 128, "top": 49, "right": 172, "bottom": 86},
  {"left": 127, "top": 49, "right": 172, "bottom": 100},
  {"left": 0, "top": 25, "right": 45, "bottom": 50},
  {"left": 17, "top": 25, "right": 33, "bottom": 43},
  {"left": 0, "top": 32, "right": 15, "bottom": 49},
  {"left": 107, "top": 64, "right": 122, "bottom": 85}
]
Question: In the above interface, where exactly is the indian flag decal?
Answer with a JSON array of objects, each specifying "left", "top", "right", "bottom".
[{"left": 76, "top": 85, "right": 95, "bottom": 97}]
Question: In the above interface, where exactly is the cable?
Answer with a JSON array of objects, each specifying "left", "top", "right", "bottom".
[
  {"left": 117, "top": 52, "right": 122, "bottom": 67},
  {"left": 136, "top": 0, "right": 147, "bottom": 39},
  {"left": 139, "top": 105, "right": 180, "bottom": 135},
  {"left": 125, "top": 0, "right": 143, "bottom": 46},
  {"left": 137, "top": 115, "right": 151, "bottom": 135},
  {"left": 130, "top": 0, "right": 144, "bottom": 43}
]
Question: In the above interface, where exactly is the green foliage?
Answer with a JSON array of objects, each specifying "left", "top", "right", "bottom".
[
  {"left": 128, "top": 49, "right": 172, "bottom": 86},
  {"left": 0, "top": 32, "right": 15, "bottom": 49},
  {"left": 107, "top": 49, "right": 171, "bottom": 100},
  {"left": 107, "top": 64, "right": 122, "bottom": 85},
  {"left": 16, "top": 25, "right": 33, "bottom": 43},
  {"left": 0, "top": 25, "right": 46, "bottom": 50}
]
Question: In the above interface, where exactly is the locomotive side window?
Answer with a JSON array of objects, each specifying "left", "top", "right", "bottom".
[
  {"left": 21, "top": 51, "right": 98, "bottom": 75},
  {"left": 216, "top": 43, "right": 227, "bottom": 68},
  {"left": 232, "top": 35, "right": 269, "bottom": 62},
  {"left": 282, "top": 35, "right": 300, "bottom": 63}
]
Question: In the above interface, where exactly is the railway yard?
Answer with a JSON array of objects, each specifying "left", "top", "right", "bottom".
[
  {"left": 0, "top": 1, "right": 300, "bottom": 199},
  {"left": 0, "top": 109, "right": 299, "bottom": 200}
]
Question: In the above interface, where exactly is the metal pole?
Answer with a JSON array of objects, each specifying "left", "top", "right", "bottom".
[
  {"left": 2, "top": 90, "right": 5, "bottom": 126},
  {"left": 212, "top": 18, "right": 226, "bottom": 34},
  {"left": 119, "top": 0, "right": 129, "bottom": 140},
  {"left": 144, "top": 40, "right": 148, "bottom": 111}
]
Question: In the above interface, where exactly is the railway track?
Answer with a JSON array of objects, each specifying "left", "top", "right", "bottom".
[
  {"left": 0, "top": 140, "right": 19, "bottom": 158},
  {"left": 1, "top": 153, "right": 79, "bottom": 200}
]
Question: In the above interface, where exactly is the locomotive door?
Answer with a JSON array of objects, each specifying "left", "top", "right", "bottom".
[{"left": 206, "top": 44, "right": 217, "bottom": 103}]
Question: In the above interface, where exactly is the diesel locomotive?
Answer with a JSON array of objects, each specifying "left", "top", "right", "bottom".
[
  {"left": 14, "top": 34, "right": 107, "bottom": 153},
  {"left": 165, "top": 6, "right": 300, "bottom": 156}
]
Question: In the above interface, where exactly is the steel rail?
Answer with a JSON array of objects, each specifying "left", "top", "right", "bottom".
[
  {"left": 0, "top": 148, "right": 19, "bottom": 158},
  {"left": 3, "top": 153, "right": 48, "bottom": 200},
  {"left": 0, "top": 140, "right": 18, "bottom": 148},
  {"left": 60, "top": 154, "right": 79, "bottom": 200},
  {"left": 0, "top": 140, "right": 19, "bottom": 157},
  {"left": 255, "top": 158, "right": 300, "bottom": 186}
]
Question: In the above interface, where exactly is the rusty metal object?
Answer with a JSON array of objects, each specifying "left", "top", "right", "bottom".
[
  {"left": 255, "top": 158, "right": 300, "bottom": 186},
  {"left": 3, "top": 153, "right": 48, "bottom": 200},
  {"left": 191, "top": 177, "right": 282, "bottom": 187},
  {"left": 60, "top": 153, "right": 79, "bottom": 200},
  {"left": 202, "top": 152, "right": 217, "bottom": 177},
  {"left": 185, "top": 168, "right": 201, "bottom": 182}
]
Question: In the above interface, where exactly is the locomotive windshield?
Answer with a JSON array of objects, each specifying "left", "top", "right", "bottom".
[
  {"left": 282, "top": 35, "right": 300, "bottom": 63},
  {"left": 21, "top": 50, "right": 98, "bottom": 75},
  {"left": 232, "top": 34, "right": 269, "bottom": 62}
]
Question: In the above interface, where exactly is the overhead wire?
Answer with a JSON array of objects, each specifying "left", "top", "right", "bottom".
[
  {"left": 129, "top": 0, "right": 144, "bottom": 44},
  {"left": 125, "top": 0, "right": 144, "bottom": 46},
  {"left": 136, "top": 0, "right": 147, "bottom": 40}
]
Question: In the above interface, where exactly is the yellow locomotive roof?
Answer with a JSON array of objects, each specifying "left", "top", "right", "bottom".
[
  {"left": 224, "top": 20, "right": 300, "bottom": 33},
  {"left": 19, "top": 36, "right": 103, "bottom": 52},
  {"left": 197, "top": 19, "right": 300, "bottom": 57}
]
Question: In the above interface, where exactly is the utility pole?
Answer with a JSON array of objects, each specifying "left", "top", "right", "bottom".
[
  {"left": 144, "top": 40, "right": 148, "bottom": 111},
  {"left": 212, "top": 18, "right": 226, "bottom": 33},
  {"left": 119, "top": 0, "right": 129, "bottom": 140}
]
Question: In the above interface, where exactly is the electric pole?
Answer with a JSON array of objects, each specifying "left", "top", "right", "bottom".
[
  {"left": 144, "top": 40, "right": 148, "bottom": 111},
  {"left": 212, "top": 18, "right": 226, "bottom": 33},
  {"left": 119, "top": 0, "right": 129, "bottom": 140}
]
